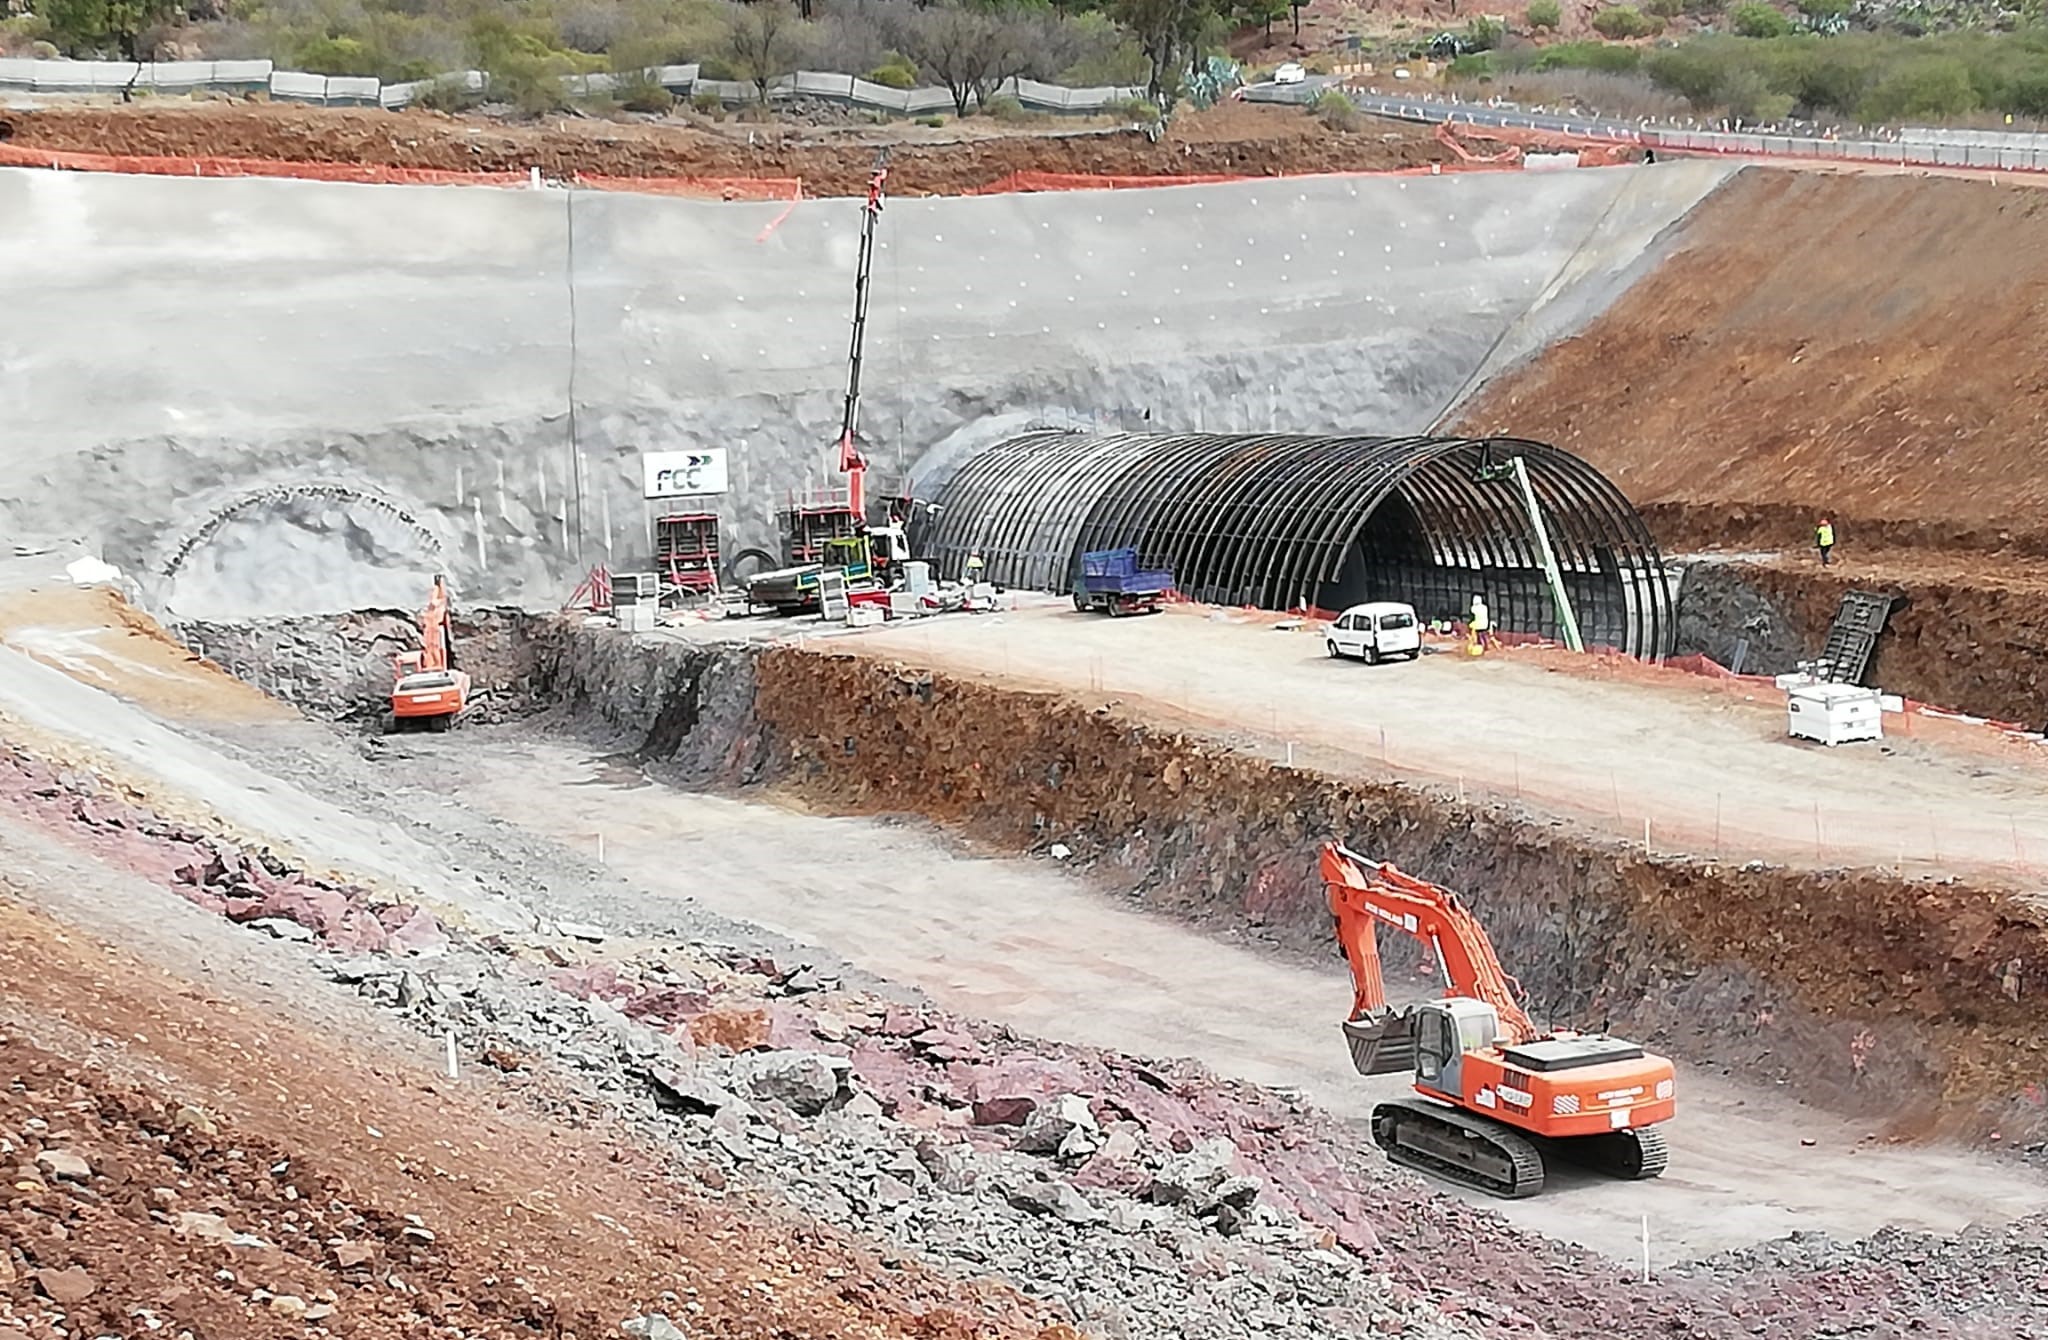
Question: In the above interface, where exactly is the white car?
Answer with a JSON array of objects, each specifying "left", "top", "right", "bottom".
[
  {"left": 1274, "top": 62, "right": 1307, "bottom": 85},
  {"left": 1326, "top": 601, "right": 1422, "bottom": 664}
]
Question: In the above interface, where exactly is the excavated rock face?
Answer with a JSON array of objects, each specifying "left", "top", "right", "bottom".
[{"left": 742, "top": 648, "right": 2048, "bottom": 1139}]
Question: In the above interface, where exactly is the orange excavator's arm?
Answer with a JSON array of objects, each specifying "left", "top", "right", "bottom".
[
  {"left": 1320, "top": 842, "right": 1535, "bottom": 1043},
  {"left": 418, "top": 576, "right": 451, "bottom": 673}
]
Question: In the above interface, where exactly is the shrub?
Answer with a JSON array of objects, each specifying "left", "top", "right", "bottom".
[
  {"left": 867, "top": 53, "right": 917, "bottom": 89},
  {"left": 1311, "top": 86, "right": 1358, "bottom": 129},
  {"left": 1465, "top": 16, "right": 1506, "bottom": 50},
  {"left": 614, "top": 68, "right": 676, "bottom": 113},
  {"left": 411, "top": 74, "right": 483, "bottom": 112},
  {"left": 981, "top": 92, "right": 1031, "bottom": 121},
  {"left": 1524, "top": 0, "right": 1561, "bottom": 29},
  {"left": 1645, "top": 0, "right": 1683, "bottom": 15},
  {"left": 1529, "top": 40, "right": 1643, "bottom": 72},
  {"left": 0, "top": 13, "right": 53, "bottom": 52},
  {"left": 1858, "top": 53, "right": 1978, "bottom": 121},
  {"left": 1113, "top": 94, "right": 1161, "bottom": 123},
  {"left": 1448, "top": 52, "right": 1496, "bottom": 80},
  {"left": 916, "top": 113, "right": 947, "bottom": 126},
  {"left": 1729, "top": 2, "right": 1793, "bottom": 36},
  {"left": 691, "top": 88, "right": 725, "bottom": 114},
  {"left": 1591, "top": 6, "right": 1662, "bottom": 38},
  {"left": 296, "top": 35, "right": 374, "bottom": 75}
]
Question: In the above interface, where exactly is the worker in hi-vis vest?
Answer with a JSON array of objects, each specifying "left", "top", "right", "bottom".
[
  {"left": 1815, "top": 518, "right": 1835, "bottom": 567},
  {"left": 1468, "top": 594, "right": 1493, "bottom": 655}
]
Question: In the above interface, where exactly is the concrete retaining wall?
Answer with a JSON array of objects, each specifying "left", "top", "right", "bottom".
[{"left": 0, "top": 159, "right": 1732, "bottom": 617}]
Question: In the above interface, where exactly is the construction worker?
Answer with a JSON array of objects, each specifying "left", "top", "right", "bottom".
[
  {"left": 1469, "top": 594, "right": 1492, "bottom": 655},
  {"left": 1815, "top": 518, "right": 1835, "bottom": 567},
  {"left": 965, "top": 550, "right": 986, "bottom": 584}
]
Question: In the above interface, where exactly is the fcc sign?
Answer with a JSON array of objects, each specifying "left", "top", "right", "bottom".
[{"left": 641, "top": 448, "right": 730, "bottom": 499}]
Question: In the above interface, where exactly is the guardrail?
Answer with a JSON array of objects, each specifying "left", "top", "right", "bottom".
[
  {"left": 1248, "top": 81, "right": 2048, "bottom": 174},
  {"left": 0, "top": 56, "right": 1143, "bottom": 117}
]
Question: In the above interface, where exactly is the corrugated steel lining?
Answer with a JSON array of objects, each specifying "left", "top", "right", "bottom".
[{"left": 913, "top": 431, "right": 1673, "bottom": 656}]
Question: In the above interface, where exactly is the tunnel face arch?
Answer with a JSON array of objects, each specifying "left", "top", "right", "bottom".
[{"left": 912, "top": 432, "right": 1673, "bottom": 656}]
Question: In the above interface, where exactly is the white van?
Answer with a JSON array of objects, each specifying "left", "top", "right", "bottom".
[{"left": 1326, "top": 601, "right": 1422, "bottom": 664}]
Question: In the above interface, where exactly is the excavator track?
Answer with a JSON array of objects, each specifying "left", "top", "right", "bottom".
[
  {"left": 1371, "top": 1097, "right": 1546, "bottom": 1199},
  {"left": 1559, "top": 1125, "right": 1669, "bottom": 1181}
]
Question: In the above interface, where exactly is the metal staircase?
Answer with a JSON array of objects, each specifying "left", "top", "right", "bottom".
[{"left": 1817, "top": 591, "right": 1896, "bottom": 685}]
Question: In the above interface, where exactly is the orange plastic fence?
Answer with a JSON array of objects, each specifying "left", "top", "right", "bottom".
[
  {"left": 0, "top": 142, "right": 527, "bottom": 186},
  {"left": 573, "top": 174, "right": 804, "bottom": 200},
  {"left": 971, "top": 161, "right": 1522, "bottom": 195}
]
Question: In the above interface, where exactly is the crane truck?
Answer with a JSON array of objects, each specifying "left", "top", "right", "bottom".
[{"left": 1321, "top": 842, "right": 1675, "bottom": 1198}]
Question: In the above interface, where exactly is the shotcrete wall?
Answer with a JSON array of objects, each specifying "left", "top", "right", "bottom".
[{"left": 0, "top": 161, "right": 1731, "bottom": 617}]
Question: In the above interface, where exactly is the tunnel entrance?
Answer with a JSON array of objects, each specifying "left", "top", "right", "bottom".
[{"left": 912, "top": 432, "right": 1672, "bottom": 656}]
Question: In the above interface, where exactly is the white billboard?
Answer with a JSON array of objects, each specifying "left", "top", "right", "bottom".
[{"left": 642, "top": 448, "right": 730, "bottom": 499}]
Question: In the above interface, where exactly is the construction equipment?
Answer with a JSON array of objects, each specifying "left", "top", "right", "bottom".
[
  {"left": 389, "top": 575, "right": 470, "bottom": 732},
  {"left": 1321, "top": 842, "right": 1674, "bottom": 1198},
  {"left": 835, "top": 146, "right": 888, "bottom": 522},
  {"left": 1072, "top": 547, "right": 1174, "bottom": 616},
  {"left": 1815, "top": 590, "right": 1896, "bottom": 686}
]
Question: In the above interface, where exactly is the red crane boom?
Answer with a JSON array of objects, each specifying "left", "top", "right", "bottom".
[{"left": 834, "top": 149, "right": 889, "bottom": 520}]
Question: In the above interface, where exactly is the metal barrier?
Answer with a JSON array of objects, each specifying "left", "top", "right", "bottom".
[
  {"left": 1249, "top": 81, "right": 2048, "bottom": 175},
  {"left": 0, "top": 55, "right": 1142, "bottom": 118}
]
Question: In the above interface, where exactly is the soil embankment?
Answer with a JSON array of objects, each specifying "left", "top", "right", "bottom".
[
  {"left": 0, "top": 101, "right": 1452, "bottom": 194},
  {"left": 1457, "top": 169, "right": 2048, "bottom": 558},
  {"left": 1458, "top": 168, "right": 2048, "bottom": 723}
]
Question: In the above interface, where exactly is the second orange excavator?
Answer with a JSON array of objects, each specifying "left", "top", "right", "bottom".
[
  {"left": 1321, "top": 842, "right": 1675, "bottom": 1198},
  {"left": 388, "top": 575, "right": 469, "bottom": 732}
]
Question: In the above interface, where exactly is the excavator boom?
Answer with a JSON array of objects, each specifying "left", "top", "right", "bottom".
[
  {"left": 1321, "top": 842, "right": 1534, "bottom": 1040},
  {"left": 388, "top": 575, "right": 470, "bottom": 731}
]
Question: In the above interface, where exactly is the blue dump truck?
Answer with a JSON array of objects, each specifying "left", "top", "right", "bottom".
[{"left": 1073, "top": 547, "right": 1175, "bottom": 617}]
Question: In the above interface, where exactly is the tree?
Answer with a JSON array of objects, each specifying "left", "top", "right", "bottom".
[
  {"left": 1290, "top": 0, "right": 1307, "bottom": 37},
  {"left": 1235, "top": 0, "right": 1287, "bottom": 40},
  {"left": 725, "top": 0, "right": 805, "bottom": 103},
  {"left": 41, "top": 0, "right": 180, "bottom": 59},
  {"left": 1111, "top": 0, "right": 1217, "bottom": 102},
  {"left": 898, "top": 1, "right": 1069, "bottom": 117}
]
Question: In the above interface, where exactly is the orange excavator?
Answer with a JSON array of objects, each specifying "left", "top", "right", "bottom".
[
  {"left": 388, "top": 575, "right": 469, "bottom": 732},
  {"left": 1322, "top": 842, "right": 1674, "bottom": 1198}
]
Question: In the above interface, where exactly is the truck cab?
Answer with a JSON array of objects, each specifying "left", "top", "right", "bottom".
[{"left": 1327, "top": 601, "right": 1422, "bottom": 664}]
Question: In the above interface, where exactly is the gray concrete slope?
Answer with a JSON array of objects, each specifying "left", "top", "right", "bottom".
[{"left": 0, "top": 160, "right": 1731, "bottom": 617}]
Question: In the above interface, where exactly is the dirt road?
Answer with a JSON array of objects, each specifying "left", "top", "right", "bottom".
[
  {"left": 834, "top": 599, "right": 2048, "bottom": 889},
  {"left": 448, "top": 734, "right": 2045, "bottom": 1265}
]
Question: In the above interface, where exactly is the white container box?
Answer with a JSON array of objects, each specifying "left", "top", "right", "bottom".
[
  {"left": 1787, "top": 683, "right": 1883, "bottom": 746},
  {"left": 616, "top": 603, "right": 657, "bottom": 633}
]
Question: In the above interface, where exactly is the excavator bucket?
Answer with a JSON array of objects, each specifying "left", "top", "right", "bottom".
[{"left": 1342, "top": 1011, "right": 1418, "bottom": 1077}]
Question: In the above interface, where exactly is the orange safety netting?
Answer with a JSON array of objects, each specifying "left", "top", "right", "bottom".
[
  {"left": 0, "top": 141, "right": 527, "bottom": 186},
  {"left": 572, "top": 173, "right": 804, "bottom": 201},
  {"left": 970, "top": 161, "right": 1521, "bottom": 195}
]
